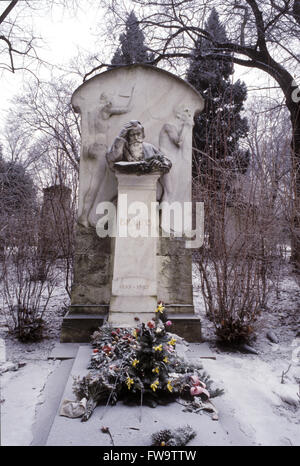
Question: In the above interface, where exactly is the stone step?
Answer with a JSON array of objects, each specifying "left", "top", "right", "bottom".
[
  {"left": 186, "top": 342, "right": 216, "bottom": 360},
  {"left": 31, "top": 358, "right": 76, "bottom": 446},
  {"left": 61, "top": 312, "right": 202, "bottom": 343},
  {"left": 166, "top": 314, "right": 202, "bottom": 342},
  {"left": 48, "top": 343, "right": 86, "bottom": 360}
]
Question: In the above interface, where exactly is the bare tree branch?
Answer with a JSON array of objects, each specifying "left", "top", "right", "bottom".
[{"left": 0, "top": 0, "right": 18, "bottom": 25}]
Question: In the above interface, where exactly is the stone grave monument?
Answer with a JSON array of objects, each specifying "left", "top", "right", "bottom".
[
  {"left": 38, "top": 184, "right": 72, "bottom": 259},
  {"left": 61, "top": 64, "right": 204, "bottom": 342}
]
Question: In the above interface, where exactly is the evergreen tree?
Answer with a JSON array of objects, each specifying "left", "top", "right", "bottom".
[
  {"left": 186, "top": 8, "right": 249, "bottom": 187},
  {"left": 110, "top": 11, "right": 154, "bottom": 66},
  {"left": 0, "top": 153, "right": 36, "bottom": 215}
]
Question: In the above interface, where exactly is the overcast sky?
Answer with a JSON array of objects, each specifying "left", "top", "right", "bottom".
[
  {"left": 0, "top": 1, "right": 283, "bottom": 132},
  {"left": 0, "top": 2, "right": 101, "bottom": 125}
]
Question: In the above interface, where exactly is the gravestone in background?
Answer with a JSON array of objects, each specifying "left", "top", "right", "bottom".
[
  {"left": 38, "top": 185, "right": 72, "bottom": 259},
  {"left": 60, "top": 64, "right": 204, "bottom": 342}
]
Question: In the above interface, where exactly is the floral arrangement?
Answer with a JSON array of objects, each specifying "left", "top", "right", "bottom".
[{"left": 73, "top": 303, "right": 223, "bottom": 421}]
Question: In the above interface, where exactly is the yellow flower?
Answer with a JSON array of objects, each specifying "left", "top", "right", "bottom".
[
  {"left": 150, "top": 380, "right": 159, "bottom": 391},
  {"left": 152, "top": 366, "right": 160, "bottom": 374},
  {"left": 167, "top": 380, "right": 173, "bottom": 392},
  {"left": 163, "top": 356, "right": 169, "bottom": 363},
  {"left": 132, "top": 329, "right": 138, "bottom": 339},
  {"left": 154, "top": 344, "right": 163, "bottom": 352},
  {"left": 132, "top": 359, "right": 139, "bottom": 367},
  {"left": 155, "top": 303, "right": 165, "bottom": 313},
  {"left": 126, "top": 377, "right": 134, "bottom": 390},
  {"left": 168, "top": 337, "right": 176, "bottom": 346}
]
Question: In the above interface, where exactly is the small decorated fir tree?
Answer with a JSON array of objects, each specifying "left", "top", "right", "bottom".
[{"left": 124, "top": 304, "right": 177, "bottom": 401}]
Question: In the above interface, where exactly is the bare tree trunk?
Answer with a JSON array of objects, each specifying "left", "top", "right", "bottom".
[{"left": 289, "top": 103, "right": 300, "bottom": 266}]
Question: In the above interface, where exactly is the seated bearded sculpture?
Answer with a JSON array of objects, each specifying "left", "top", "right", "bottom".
[{"left": 106, "top": 120, "right": 172, "bottom": 174}]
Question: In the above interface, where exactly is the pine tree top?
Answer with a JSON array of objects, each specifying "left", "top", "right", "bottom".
[
  {"left": 187, "top": 8, "right": 233, "bottom": 92},
  {"left": 110, "top": 10, "right": 154, "bottom": 66}
]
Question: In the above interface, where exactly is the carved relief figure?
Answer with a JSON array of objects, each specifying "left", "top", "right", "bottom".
[
  {"left": 106, "top": 120, "right": 172, "bottom": 174},
  {"left": 159, "top": 104, "right": 193, "bottom": 204},
  {"left": 78, "top": 88, "right": 134, "bottom": 227}
]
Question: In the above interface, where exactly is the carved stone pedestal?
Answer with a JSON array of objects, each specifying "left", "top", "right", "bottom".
[{"left": 109, "top": 171, "right": 160, "bottom": 326}]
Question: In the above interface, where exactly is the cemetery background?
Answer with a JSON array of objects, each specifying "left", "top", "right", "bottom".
[{"left": 0, "top": 0, "right": 299, "bottom": 447}]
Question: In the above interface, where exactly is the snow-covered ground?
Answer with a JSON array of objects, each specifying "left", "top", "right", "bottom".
[
  {"left": 193, "top": 262, "right": 300, "bottom": 446},
  {"left": 0, "top": 262, "right": 299, "bottom": 446},
  {"left": 0, "top": 276, "right": 68, "bottom": 446}
]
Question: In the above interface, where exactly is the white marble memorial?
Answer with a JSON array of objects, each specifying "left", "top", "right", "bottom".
[
  {"left": 61, "top": 65, "right": 205, "bottom": 342},
  {"left": 71, "top": 65, "right": 204, "bottom": 227}
]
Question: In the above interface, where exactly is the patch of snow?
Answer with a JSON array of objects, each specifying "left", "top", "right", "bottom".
[
  {"left": 1, "top": 360, "right": 59, "bottom": 446},
  {"left": 0, "top": 267, "right": 68, "bottom": 446},
  {"left": 192, "top": 259, "right": 300, "bottom": 446},
  {"left": 204, "top": 355, "right": 299, "bottom": 446}
]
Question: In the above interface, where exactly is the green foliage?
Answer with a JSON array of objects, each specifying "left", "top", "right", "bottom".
[
  {"left": 0, "top": 154, "right": 36, "bottom": 215},
  {"left": 186, "top": 8, "right": 249, "bottom": 183}
]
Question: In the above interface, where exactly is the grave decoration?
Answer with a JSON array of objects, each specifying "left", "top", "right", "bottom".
[
  {"left": 151, "top": 425, "right": 196, "bottom": 446},
  {"left": 72, "top": 303, "right": 223, "bottom": 422}
]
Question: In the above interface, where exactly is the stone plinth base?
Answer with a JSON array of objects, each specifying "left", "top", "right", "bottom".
[
  {"left": 109, "top": 312, "right": 156, "bottom": 326},
  {"left": 60, "top": 313, "right": 107, "bottom": 343},
  {"left": 157, "top": 237, "right": 194, "bottom": 311},
  {"left": 67, "top": 304, "right": 109, "bottom": 315},
  {"left": 60, "top": 311, "right": 201, "bottom": 343},
  {"left": 70, "top": 226, "right": 112, "bottom": 308},
  {"left": 167, "top": 314, "right": 202, "bottom": 342},
  {"left": 109, "top": 296, "right": 157, "bottom": 326}
]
